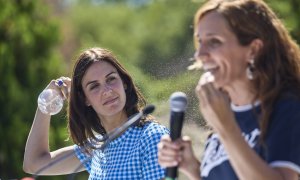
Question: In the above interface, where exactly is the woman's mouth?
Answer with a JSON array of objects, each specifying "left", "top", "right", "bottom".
[
  {"left": 207, "top": 67, "right": 219, "bottom": 75},
  {"left": 103, "top": 97, "right": 119, "bottom": 105},
  {"left": 203, "top": 64, "right": 219, "bottom": 75}
]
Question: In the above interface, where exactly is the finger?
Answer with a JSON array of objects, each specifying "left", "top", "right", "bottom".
[
  {"left": 158, "top": 150, "right": 180, "bottom": 161},
  {"left": 56, "top": 77, "right": 72, "bottom": 100},
  {"left": 61, "top": 84, "right": 69, "bottom": 100},
  {"left": 201, "top": 83, "right": 212, "bottom": 98},
  {"left": 203, "top": 82, "right": 220, "bottom": 102},
  {"left": 195, "top": 76, "right": 206, "bottom": 103},
  {"left": 160, "top": 135, "right": 182, "bottom": 148},
  {"left": 60, "top": 82, "right": 69, "bottom": 100},
  {"left": 176, "top": 136, "right": 192, "bottom": 150},
  {"left": 195, "top": 82, "right": 201, "bottom": 100},
  {"left": 161, "top": 134, "right": 172, "bottom": 142},
  {"left": 205, "top": 84, "right": 230, "bottom": 107},
  {"left": 54, "top": 78, "right": 66, "bottom": 100},
  {"left": 199, "top": 71, "right": 215, "bottom": 86},
  {"left": 158, "top": 139, "right": 181, "bottom": 151},
  {"left": 60, "top": 76, "right": 71, "bottom": 92},
  {"left": 205, "top": 81, "right": 217, "bottom": 93},
  {"left": 158, "top": 149, "right": 180, "bottom": 167},
  {"left": 219, "top": 89, "right": 231, "bottom": 103},
  {"left": 182, "top": 135, "right": 192, "bottom": 142},
  {"left": 158, "top": 143, "right": 178, "bottom": 158},
  {"left": 195, "top": 88, "right": 206, "bottom": 108},
  {"left": 158, "top": 158, "right": 178, "bottom": 168},
  {"left": 158, "top": 143, "right": 181, "bottom": 157},
  {"left": 196, "top": 71, "right": 214, "bottom": 101},
  {"left": 198, "top": 84, "right": 209, "bottom": 107}
]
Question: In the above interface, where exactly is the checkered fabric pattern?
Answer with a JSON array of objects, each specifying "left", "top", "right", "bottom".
[{"left": 74, "top": 122, "right": 169, "bottom": 180}]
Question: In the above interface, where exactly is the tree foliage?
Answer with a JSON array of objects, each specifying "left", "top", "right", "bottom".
[
  {"left": 63, "top": 0, "right": 202, "bottom": 123},
  {"left": 267, "top": 0, "right": 300, "bottom": 43},
  {"left": 67, "top": 0, "right": 197, "bottom": 77},
  {"left": 1, "top": 0, "right": 300, "bottom": 179},
  {"left": 0, "top": 0, "right": 65, "bottom": 178}
]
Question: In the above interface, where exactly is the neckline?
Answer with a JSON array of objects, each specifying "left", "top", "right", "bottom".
[{"left": 231, "top": 100, "right": 260, "bottom": 112}]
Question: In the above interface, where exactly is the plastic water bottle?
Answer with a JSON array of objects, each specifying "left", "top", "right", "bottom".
[{"left": 37, "top": 89, "right": 64, "bottom": 115}]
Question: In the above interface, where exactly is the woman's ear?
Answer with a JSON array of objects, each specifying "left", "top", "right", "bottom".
[
  {"left": 248, "top": 39, "right": 264, "bottom": 60},
  {"left": 85, "top": 100, "right": 91, "bottom": 106}
]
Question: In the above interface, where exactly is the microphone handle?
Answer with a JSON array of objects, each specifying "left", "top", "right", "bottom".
[
  {"left": 170, "top": 112, "right": 184, "bottom": 141},
  {"left": 165, "top": 111, "right": 185, "bottom": 180},
  {"left": 165, "top": 167, "right": 178, "bottom": 180}
]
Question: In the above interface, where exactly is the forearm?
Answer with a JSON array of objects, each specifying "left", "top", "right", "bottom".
[
  {"left": 218, "top": 123, "right": 284, "bottom": 180},
  {"left": 23, "top": 108, "right": 52, "bottom": 172}
]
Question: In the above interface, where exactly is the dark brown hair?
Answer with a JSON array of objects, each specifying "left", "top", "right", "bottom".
[
  {"left": 194, "top": 0, "right": 300, "bottom": 141},
  {"left": 67, "top": 47, "right": 152, "bottom": 147}
]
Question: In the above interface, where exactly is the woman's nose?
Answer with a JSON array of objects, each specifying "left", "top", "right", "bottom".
[
  {"left": 194, "top": 46, "right": 208, "bottom": 62},
  {"left": 103, "top": 85, "right": 112, "bottom": 95}
]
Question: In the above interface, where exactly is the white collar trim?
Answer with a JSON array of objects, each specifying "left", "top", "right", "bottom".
[{"left": 231, "top": 100, "right": 260, "bottom": 112}]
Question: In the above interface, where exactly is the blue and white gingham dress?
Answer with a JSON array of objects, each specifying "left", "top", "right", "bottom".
[{"left": 74, "top": 122, "right": 169, "bottom": 180}]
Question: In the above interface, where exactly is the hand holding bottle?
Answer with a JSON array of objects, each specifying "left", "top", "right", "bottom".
[{"left": 37, "top": 77, "right": 71, "bottom": 115}]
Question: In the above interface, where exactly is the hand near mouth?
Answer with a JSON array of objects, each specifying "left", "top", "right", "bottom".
[
  {"left": 199, "top": 71, "right": 215, "bottom": 86},
  {"left": 195, "top": 71, "right": 234, "bottom": 133}
]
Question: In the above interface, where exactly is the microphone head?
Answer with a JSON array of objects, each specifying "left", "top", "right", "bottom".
[
  {"left": 142, "top": 104, "right": 155, "bottom": 115},
  {"left": 170, "top": 92, "right": 187, "bottom": 112}
]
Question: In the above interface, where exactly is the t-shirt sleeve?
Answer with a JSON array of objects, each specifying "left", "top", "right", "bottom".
[
  {"left": 73, "top": 144, "right": 92, "bottom": 173},
  {"left": 266, "top": 99, "right": 300, "bottom": 174},
  {"left": 141, "top": 123, "right": 170, "bottom": 180}
]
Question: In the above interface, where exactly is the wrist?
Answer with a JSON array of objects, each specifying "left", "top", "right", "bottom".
[
  {"left": 36, "top": 107, "right": 52, "bottom": 119},
  {"left": 217, "top": 121, "right": 241, "bottom": 141},
  {"left": 184, "top": 160, "right": 201, "bottom": 180},
  {"left": 37, "top": 106, "right": 51, "bottom": 116}
]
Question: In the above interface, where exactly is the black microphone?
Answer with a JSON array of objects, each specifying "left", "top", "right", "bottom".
[{"left": 165, "top": 92, "right": 187, "bottom": 180}]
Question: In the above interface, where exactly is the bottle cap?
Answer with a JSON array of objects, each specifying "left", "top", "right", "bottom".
[{"left": 55, "top": 79, "right": 64, "bottom": 87}]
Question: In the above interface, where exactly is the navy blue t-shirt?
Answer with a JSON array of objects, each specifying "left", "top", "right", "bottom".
[{"left": 200, "top": 97, "right": 300, "bottom": 179}]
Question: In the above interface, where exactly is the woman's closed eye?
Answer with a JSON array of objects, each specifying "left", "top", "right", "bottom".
[
  {"left": 87, "top": 75, "right": 118, "bottom": 91},
  {"left": 106, "top": 76, "right": 117, "bottom": 84},
  {"left": 207, "top": 38, "right": 222, "bottom": 48},
  {"left": 89, "top": 83, "right": 100, "bottom": 90}
]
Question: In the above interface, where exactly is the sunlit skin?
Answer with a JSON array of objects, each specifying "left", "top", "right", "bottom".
[
  {"left": 82, "top": 61, "right": 128, "bottom": 132},
  {"left": 158, "top": 11, "right": 297, "bottom": 180},
  {"left": 194, "top": 11, "right": 256, "bottom": 106}
]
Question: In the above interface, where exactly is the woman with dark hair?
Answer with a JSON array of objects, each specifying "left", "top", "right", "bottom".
[
  {"left": 158, "top": 0, "right": 300, "bottom": 179},
  {"left": 23, "top": 47, "right": 169, "bottom": 179}
]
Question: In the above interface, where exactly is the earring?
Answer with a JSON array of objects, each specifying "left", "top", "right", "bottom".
[{"left": 246, "top": 59, "right": 255, "bottom": 80}]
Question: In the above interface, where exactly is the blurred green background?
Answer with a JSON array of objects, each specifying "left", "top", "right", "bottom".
[{"left": 0, "top": 0, "right": 299, "bottom": 179}]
